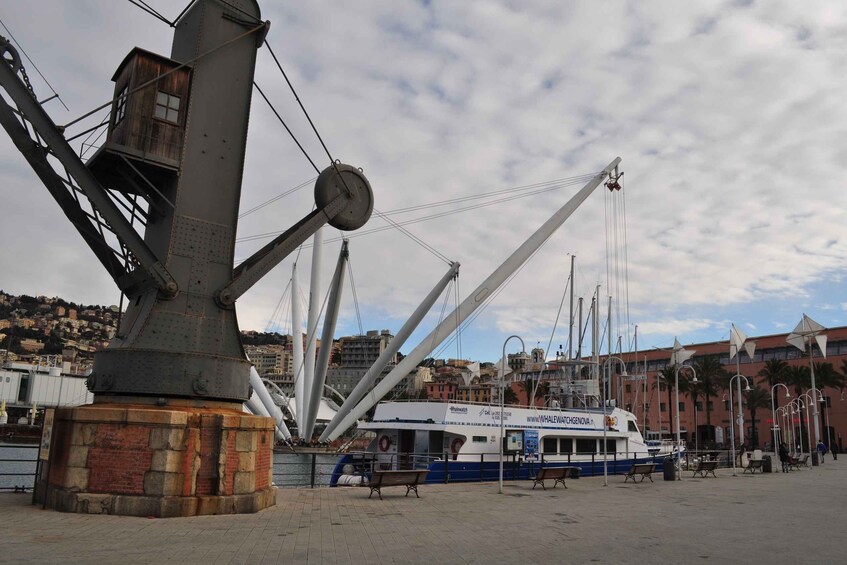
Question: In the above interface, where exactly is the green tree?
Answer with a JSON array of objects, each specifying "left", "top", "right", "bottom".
[
  {"left": 743, "top": 385, "right": 771, "bottom": 448},
  {"left": 784, "top": 365, "right": 810, "bottom": 396},
  {"left": 692, "top": 356, "right": 726, "bottom": 433},
  {"left": 503, "top": 387, "right": 519, "bottom": 405},
  {"left": 757, "top": 358, "right": 789, "bottom": 390},
  {"left": 654, "top": 366, "right": 677, "bottom": 432}
]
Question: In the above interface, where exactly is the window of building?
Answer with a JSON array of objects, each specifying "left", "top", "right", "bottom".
[
  {"left": 678, "top": 402, "right": 685, "bottom": 412},
  {"left": 575, "top": 438, "right": 595, "bottom": 453},
  {"left": 114, "top": 85, "right": 128, "bottom": 125},
  {"left": 695, "top": 401, "right": 703, "bottom": 411},
  {"left": 543, "top": 437, "right": 558, "bottom": 453},
  {"left": 660, "top": 403, "right": 666, "bottom": 412},
  {"left": 154, "top": 91, "right": 180, "bottom": 123},
  {"left": 625, "top": 384, "right": 632, "bottom": 393},
  {"left": 559, "top": 438, "right": 573, "bottom": 453},
  {"left": 707, "top": 401, "right": 713, "bottom": 411}
]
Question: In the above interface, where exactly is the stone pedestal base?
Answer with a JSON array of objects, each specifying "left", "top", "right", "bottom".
[{"left": 42, "top": 404, "right": 275, "bottom": 517}]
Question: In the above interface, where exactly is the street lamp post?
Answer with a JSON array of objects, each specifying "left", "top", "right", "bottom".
[
  {"left": 770, "top": 383, "right": 791, "bottom": 469},
  {"left": 728, "top": 374, "right": 751, "bottom": 476},
  {"left": 799, "top": 393, "right": 815, "bottom": 461},
  {"left": 788, "top": 399, "right": 803, "bottom": 455},
  {"left": 500, "top": 335, "right": 526, "bottom": 495},
  {"left": 674, "top": 364, "right": 697, "bottom": 480},
  {"left": 602, "top": 356, "right": 628, "bottom": 487},
  {"left": 808, "top": 387, "right": 831, "bottom": 452}
]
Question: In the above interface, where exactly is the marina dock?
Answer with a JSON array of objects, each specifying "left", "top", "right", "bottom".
[{"left": 1, "top": 462, "right": 843, "bottom": 564}]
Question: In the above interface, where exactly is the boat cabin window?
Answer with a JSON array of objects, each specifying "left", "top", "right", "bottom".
[
  {"left": 543, "top": 437, "right": 558, "bottom": 453},
  {"left": 628, "top": 420, "right": 639, "bottom": 433},
  {"left": 472, "top": 436, "right": 487, "bottom": 443},
  {"left": 604, "top": 439, "right": 617, "bottom": 453},
  {"left": 576, "top": 438, "right": 595, "bottom": 454},
  {"left": 560, "top": 438, "right": 573, "bottom": 454}
]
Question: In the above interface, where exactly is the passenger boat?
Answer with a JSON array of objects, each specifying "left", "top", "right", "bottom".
[{"left": 331, "top": 399, "right": 670, "bottom": 486}]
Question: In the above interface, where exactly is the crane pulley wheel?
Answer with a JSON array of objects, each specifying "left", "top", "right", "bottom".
[
  {"left": 315, "top": 163, "right": 374, "bottom": 231},
  {"left": 0, "top": 37, "right": 22, "bottom": 73}
]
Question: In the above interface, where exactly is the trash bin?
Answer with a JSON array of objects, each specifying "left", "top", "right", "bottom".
[
  {"left": 664, "top": 458, "right": 676, "bottom": 481},
  {"left": 812, "top": 452, "right": 820, "bottom": 466},
  {"left": 762, "top": 455, "right": 772, "bottom": 473}
]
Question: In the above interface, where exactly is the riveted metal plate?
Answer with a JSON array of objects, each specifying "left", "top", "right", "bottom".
[{"left": 170, "top": 215, "right": 232, "bottom": 263}]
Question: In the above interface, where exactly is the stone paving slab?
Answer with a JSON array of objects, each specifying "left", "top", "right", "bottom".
[{"left": 0, "top": 463, "right": 843, "bottom": 564}]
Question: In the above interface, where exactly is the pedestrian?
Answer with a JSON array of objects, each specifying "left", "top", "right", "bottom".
[
  {"left": 817, "top": 440, "right": 827, "bottom": 464},
  {"left": 778, "top": 442, "right": 789, "bottom": 472}
]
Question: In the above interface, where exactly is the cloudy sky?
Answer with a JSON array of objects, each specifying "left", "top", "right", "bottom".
[{"left": 1, "top": 0, "right": 845, "bottom": 364}]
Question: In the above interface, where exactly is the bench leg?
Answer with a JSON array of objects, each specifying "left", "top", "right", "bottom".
[
  {"left": 646, "top": 474, "right": 653, "bottom": 483},
  {"left": 405, "top": 485, "right": 419, "bottom": 498},
  {"left": 554, "top": 478, "right": 567, "bottom": 489},
  {"left": 369, "top": 487, "right": 382, "bottom": 500}
]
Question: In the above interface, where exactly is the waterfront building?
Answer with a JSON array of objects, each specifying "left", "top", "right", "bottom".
[{"left": 608, "top": 325, "right": 847, "bottom": 452}]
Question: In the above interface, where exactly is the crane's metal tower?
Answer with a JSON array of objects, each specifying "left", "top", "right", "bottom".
[{"left": 0, "top": 0, "right": 372, "bottom": 516}]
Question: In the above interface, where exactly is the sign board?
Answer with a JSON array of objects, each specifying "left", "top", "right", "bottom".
[
  {"left": 504, "top": 429, "right": 523, "bottom": 454},
  {"left": 524, "top": 429, "right": 539, "bottom": 458},
  {"left": 38, "top": 408, "right": 55, "bottom": 461}
]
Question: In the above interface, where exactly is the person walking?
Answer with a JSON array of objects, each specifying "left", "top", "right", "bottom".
[
  {"left": 778, "top": 442, "right": 790, "bottom": 473},
  {"left": 817, "top": 440, "right": 827, "bottom": 464}
]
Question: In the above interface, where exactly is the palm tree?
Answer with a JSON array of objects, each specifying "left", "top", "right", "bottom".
[
  {"left": 654, "top": 366, "right": 677, "bottom": 433},
  {"left": 680, "top": 375, "right": 705, "bottom": 448},
  {"left": 784, "top": 365, "right": 810, "bottom": 396},
  {"left": 692, "top": 356, "right": 725, "bottom": 438},
  {"left": 757, "top": 358, "right": 789, "bottom": 390},
  {"left": 743, "top": 385, "right": 771, "bottom": 448},
  {"left": 784, "top": 365, "right": 811, "bottom": 450}
]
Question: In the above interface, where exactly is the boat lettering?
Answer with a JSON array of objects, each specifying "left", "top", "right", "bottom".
[
  {"left": 527, "top": 414, "right": 593, "bottom": 426},
  {"left": 449, "top": 406, "right": 469, "bottom": 414}
]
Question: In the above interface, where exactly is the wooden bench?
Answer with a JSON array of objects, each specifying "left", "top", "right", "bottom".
[
  {"left": 624, "top": 463, "right": 656, "bottom": 483},
  {"left": 796, "top": 455, "right": 810, "bottom": 469},
  {"left": 692, "top": 459, "right": 719, "bottom": 478},
  {"left": 743, "top": 459, "right": 764, "bottom": 474},
  {"left": 367, "top": 470, "right": 429, "bottom": 500},
  {"left": 531, "top": 466, "right": 580, "bottom": 490}
]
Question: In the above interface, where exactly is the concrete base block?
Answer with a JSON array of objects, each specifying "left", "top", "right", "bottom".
[{"left": 42, "top": 403, "right": 276, "bottom": 517}]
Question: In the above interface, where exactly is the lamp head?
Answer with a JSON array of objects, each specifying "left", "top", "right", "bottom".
[
  {"left": 744, "top": 384, "right": 752, "bottom": 392},
  {"left": 785, "top": 392, "right": 791, "bottom": 398}
]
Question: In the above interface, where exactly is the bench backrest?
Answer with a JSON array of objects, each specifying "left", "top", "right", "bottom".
[
  {"left": 538, "top": 467, "right": 568, "bottom": 479},
  {"left": 371, "top": 470, "right": 428, "bottom": 487},
  {"left": 631, "top": 463, "right": 655, "bottom": 473},
  {"left": 701, "top": 460, "right": 718, "bottom": 469}
]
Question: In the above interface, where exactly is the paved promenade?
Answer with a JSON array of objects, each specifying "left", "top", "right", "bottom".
[{"left": 0, "top": 461, "right": 844, "bottom": 564}]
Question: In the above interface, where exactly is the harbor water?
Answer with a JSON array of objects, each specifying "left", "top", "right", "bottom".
[{"left": 0, "top": 444, "right": 339, "bottom": 491}]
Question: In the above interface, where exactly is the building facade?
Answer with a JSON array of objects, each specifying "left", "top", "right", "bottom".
[{"left": 610, "top": 325, "right": 847, "bottom": 452}]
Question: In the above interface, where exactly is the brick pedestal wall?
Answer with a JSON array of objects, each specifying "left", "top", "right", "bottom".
[{"left": 43, "top": 404, "right": 275, "bottom": 517}]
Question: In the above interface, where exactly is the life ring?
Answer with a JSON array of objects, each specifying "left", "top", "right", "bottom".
[
  {"left": 378, "top": 435, "right": 391, "bottom": 452},
  {"left": 450, "top": 437, "right": 464, "bottom": 455}
]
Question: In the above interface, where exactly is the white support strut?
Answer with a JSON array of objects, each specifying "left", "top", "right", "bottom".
[
  {"left": 302, "top": 240, "right": 348, "bottom": 440},
  {"left": 327, "top": 157, "right": 621, "bottom": 439},
  {"left": 292, "top": 263, "right": 305, "bottom": 433},
  {"left": 301, "top": 228, "right": 323, "bottom": 438},
  {"left": 320, "top": 261, "right": 460, "bottom": 441}
]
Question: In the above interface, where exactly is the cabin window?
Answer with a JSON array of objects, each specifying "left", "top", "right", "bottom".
[
  {"left": 543, "top": 437, "right": 558, "bottom": 453},
  {"left": 575, "top": 438, "right": 595, "bottom": 453},
  {"left": 559, "top": 438, "right": 573, "bottom": 453},
  {"left": 114, "top": 85, "right": 128, "bottom": 125},
  {"left": 154, "top": 91, "right": 181, "bottom": 123},
  {"left": 628, "top": 420, "right": 638, "bottom": 433},
  {"left": 472, "top": 436, "right": 487, "bottom": 443},
  {"left": 604, "top": 439, "right": 617, "bottom": 453}
]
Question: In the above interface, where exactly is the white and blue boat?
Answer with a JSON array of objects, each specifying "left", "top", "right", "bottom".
[{"left": 331, "top": 399, "right": 672, "bottom": 486}]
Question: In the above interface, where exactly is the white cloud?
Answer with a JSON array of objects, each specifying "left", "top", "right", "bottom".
[{"left": 1, "top": 1, "right": 846, "bottom": 363}]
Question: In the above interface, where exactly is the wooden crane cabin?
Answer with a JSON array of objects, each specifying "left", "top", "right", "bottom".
[{"left": 87, "top": 48, "right": 191, "bottom": 196}]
